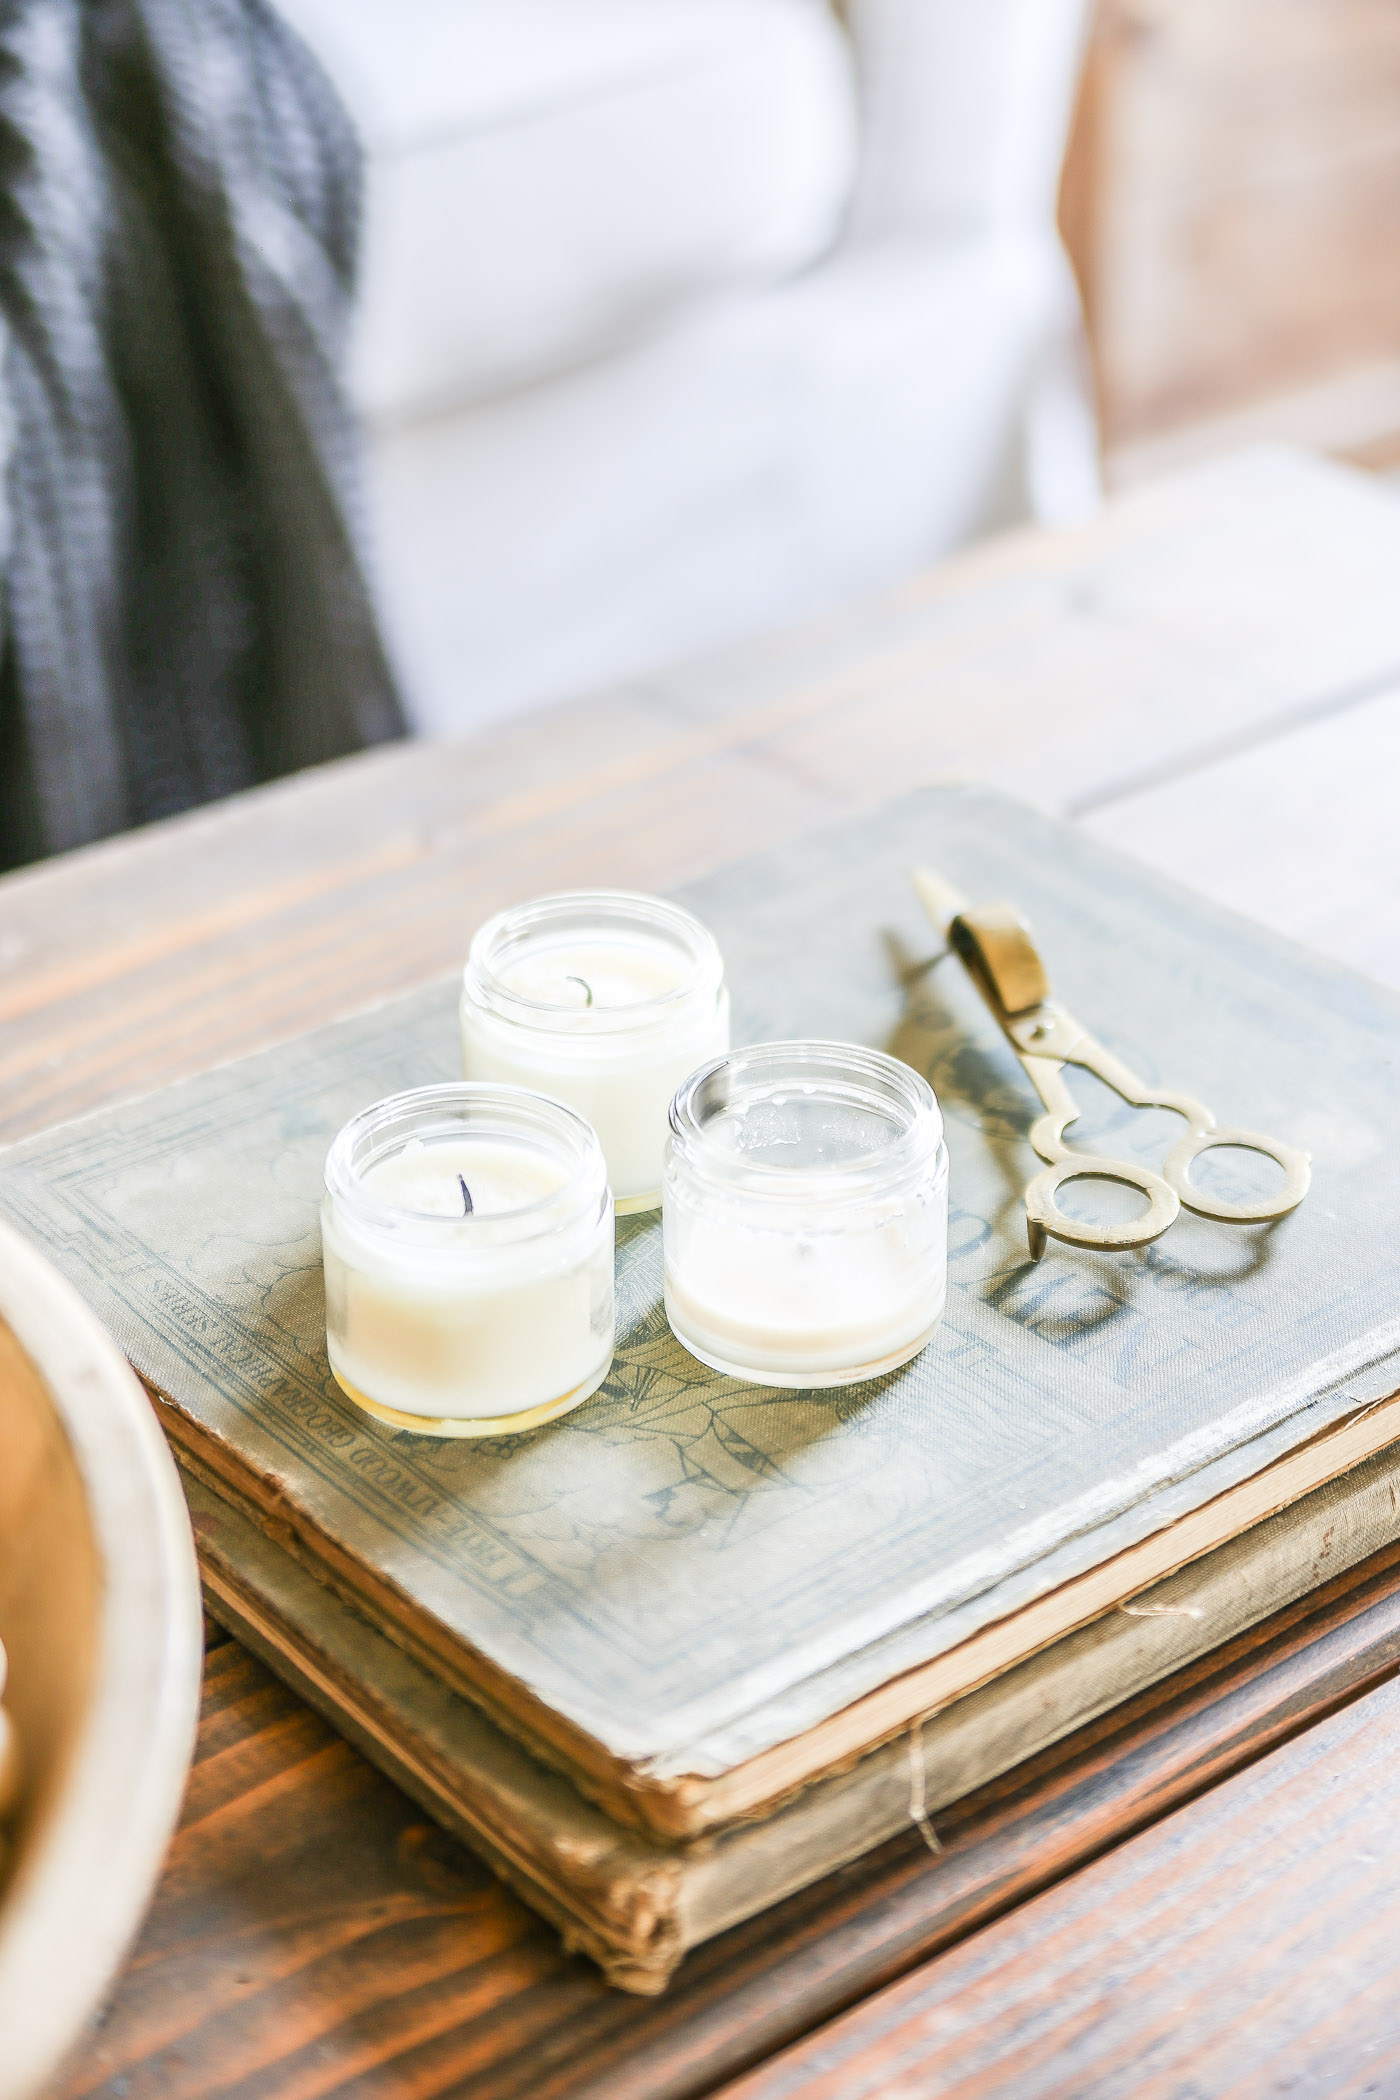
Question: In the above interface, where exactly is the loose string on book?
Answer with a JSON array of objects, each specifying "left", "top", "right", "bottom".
[
  {"left": 906, "top": 1718, "right": 941, "bottom": 1854},
  {"left": 904, "top": 1585, "right": 1216, "bottom": 1855}
]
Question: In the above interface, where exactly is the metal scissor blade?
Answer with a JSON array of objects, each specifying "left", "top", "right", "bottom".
[{"left": 910, "top": 866, "right": 967, "bottom": 939}]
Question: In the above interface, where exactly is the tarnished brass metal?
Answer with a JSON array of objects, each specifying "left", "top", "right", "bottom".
[
  {"left": 912, "top": 866, "right": 1312, "bottom": 1261},
  {"left": 949, "top": 904, "right": 1050, "bottom": 1015}
]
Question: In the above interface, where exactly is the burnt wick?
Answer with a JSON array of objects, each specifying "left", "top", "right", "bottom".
[
  {"left": 565, "top": 974, "right": 594, "bottom": 1007},
  {"left": 458, "top": 1173, "right": 474, "bottom": 1216}
]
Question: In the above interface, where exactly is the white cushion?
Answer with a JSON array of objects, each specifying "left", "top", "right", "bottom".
[
  {"left": 276, "top": 0, "right": 859, "bottom": 421},
  {"left": 364, "top": 233, "right": 1081, "bottom": 737},
  {"left": 844, "top": 0, "right": 1090, "bottom": 240}
]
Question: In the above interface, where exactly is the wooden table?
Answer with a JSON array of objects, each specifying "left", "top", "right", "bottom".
[{"left": 10, "top": 446, "right": 1400, "bottom": 2099}]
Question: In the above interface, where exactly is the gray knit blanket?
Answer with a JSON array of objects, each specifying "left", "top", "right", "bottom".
[{"left": 0, "top": 0, "right": 404, "bottom": 868}]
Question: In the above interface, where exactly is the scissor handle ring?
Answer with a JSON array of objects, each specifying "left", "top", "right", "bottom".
[
  {"left": 1164, "top": 1125, "right": 1311, "bottom": 1224},
  {"left": 1025, "top": 1155, "right": 1180, "bottom": 1259}
]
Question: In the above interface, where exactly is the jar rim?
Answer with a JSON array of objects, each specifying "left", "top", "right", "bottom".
[
  {"left": 324, "top": 1082, "right": 608, "bottom": 1244},
  {"left": 667, "top": 1040, "right": 945, "bottom": 1204},
  {"left": 463, "top": 890, "right": 724, "bottom": 1037}
]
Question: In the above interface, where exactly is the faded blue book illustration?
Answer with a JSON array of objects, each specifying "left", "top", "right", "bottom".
[{"left": 2, "top": 784, "right": 1398, "bottom": 1788}]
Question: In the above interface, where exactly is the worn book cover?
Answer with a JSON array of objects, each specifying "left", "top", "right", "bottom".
[
  {"left": 2, "top": 784, "right": 1399, "bottom": 1853},
  {"left": 186, "top": 1448, "right": 1400, "bottom": 1987}
]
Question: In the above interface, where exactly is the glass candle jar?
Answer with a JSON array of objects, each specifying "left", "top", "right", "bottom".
[
  {"left": 663, "top": 1043, "right": 948, "bottom": 1388},
  {"left": 460, "top": 891, "right": 729, "bottom": 1213},
  {"left": 322, "top": 1083, "right": 614, "bottom": 1436}
]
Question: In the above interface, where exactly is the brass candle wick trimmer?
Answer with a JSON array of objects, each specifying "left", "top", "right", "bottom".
[{"left": 912, "top": 868, "right": 1311, "bottom": 1260}]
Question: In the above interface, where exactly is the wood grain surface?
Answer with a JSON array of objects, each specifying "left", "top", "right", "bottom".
[
  {"left": 722, "top": 1639, "right": 1400, "bottom": 2100},
  {"left": 11, "top": 448, "right": 1400, "bottom": 2097},
  {"left": 1083, "top": 673, "right": 1400, "bottom": 985},
  {"left": 58, "top": 1530, "right": 1400, "bottom": 2100}
]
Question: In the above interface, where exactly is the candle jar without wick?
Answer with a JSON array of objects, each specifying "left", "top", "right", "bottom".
[
  {"left": 322, "top": 1084, "right": 614, "bottom": 1436},
  {"left": 663, "top": 1043, "right": 948, "bottom": 1388},
  {"left": 460, "top": 891, "right": 729, "bottom": 1212}
]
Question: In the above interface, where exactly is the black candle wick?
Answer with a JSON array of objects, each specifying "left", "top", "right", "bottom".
[
  {"left": 458, "top": 1173, "right": 474, "bottom": 1216},
  {"left": 565, "top": 974, "right": 594, "bottom": 1007}
]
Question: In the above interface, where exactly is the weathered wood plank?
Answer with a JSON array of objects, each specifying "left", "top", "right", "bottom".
[
  {"left": 1083, "top": 676, "right": 1400, "bottom": 985},
  {"left": 56, "top": 1530, "right": 1400, "bottom": 2100},
  {"left": 61, "top": 1642, "right": 575, "bottom": 2100},
  {"left": 721, "top": 1623, "right": 1400, "bottom": 2099}
]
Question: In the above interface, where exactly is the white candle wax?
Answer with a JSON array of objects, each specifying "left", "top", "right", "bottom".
[
  {"left": 461, "top": 893, "right": 728, "bottom": 1211},
  {"left": 497, "top": 939, "right": 683, "bottom": 1011},
  {"left": 664, "top": 1225, "right": 943, "bottom": 1382},
  {"left": 365, "top": 1136, "right": 560, "bottom": 1214},
  {"left": 663, "top": 1043, "right": 948, "bottom": 1387},
  {"left": 323, "top": 1086, "right": 614, "bottom": 1435}
]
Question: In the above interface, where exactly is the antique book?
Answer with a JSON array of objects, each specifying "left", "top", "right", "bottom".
[
  {"left": 2, "top": 784, "right": 1400, "bottom": 1979},
  {"left": 186, "top": 1447, "right": 1400, "bottom": 1989}
]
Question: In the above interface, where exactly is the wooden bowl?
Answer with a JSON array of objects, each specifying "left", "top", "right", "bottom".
[{"left": 0, "top": 1220, "right": 202, "bottom": 2100}]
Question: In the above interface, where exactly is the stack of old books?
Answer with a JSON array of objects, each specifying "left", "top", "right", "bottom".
[{"left": 4, "top": 784, "right": 1399, "bottom": 1992}]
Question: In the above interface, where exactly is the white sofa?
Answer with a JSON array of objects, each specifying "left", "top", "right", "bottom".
[{"left": 276, "top": 0, "right": 1098, "bottom": 738}]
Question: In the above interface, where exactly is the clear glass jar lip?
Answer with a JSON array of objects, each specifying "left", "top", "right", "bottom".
[
  {"left": 463, "top": 890, "right": 724, "bottom": 1036},
  {"left": 324, "top": 1081, "right": 607, "bottom": 1239},
  {"left": 668, "top": 1040, "right": 945, "bottom": 1200}
]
